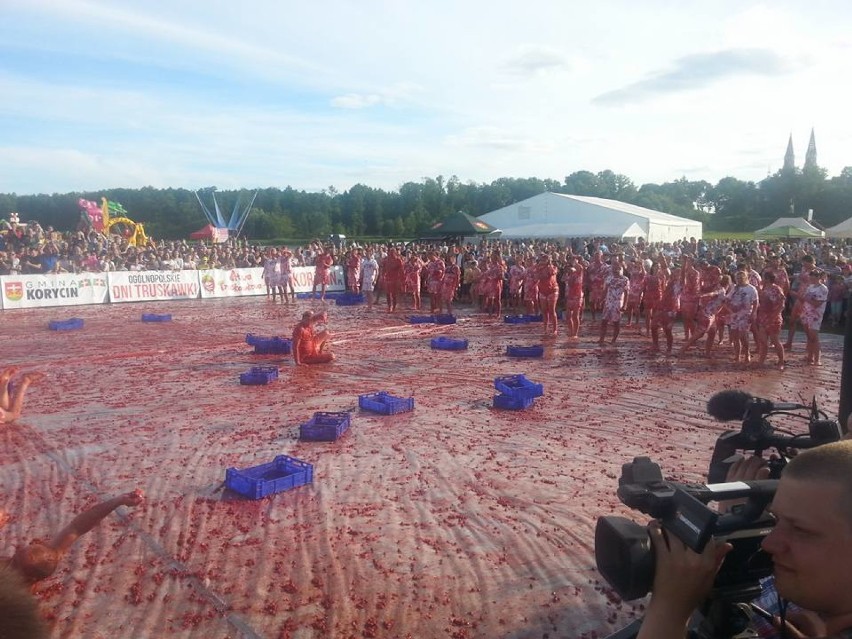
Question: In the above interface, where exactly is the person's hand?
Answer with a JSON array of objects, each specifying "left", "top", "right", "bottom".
[
  {"left": 120, "top": 489, "right": 145, "bottom": 507},
  {"left": 636, "top": 521, "right": 732, "bottom": 639},
  {"left": 717, "top": 455, "right": 770, "bottom": 514}
]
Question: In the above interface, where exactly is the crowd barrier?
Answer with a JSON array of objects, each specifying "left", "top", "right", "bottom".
[{"left": 0, "top": 266, "right": 345, "bottom": 310}]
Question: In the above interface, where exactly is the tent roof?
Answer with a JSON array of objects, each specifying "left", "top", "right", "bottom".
[
  {"left": 754, "top": 217, "right": 825, "bottom": 238},
  {"left": 423, "top": 210, "right": 499, "bottom": 237},
  {"left": 825, "top": 217, "right": 852, "bottom": 239},
  {"left": 479, "top": 192, "right": 701, "bottom": 240}
]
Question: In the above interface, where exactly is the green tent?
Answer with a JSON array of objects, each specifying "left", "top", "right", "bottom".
[{"left": 422, "top": 210, "right": 499, "bottom": 239}]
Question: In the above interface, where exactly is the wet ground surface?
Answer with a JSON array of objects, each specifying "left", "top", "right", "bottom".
[{"left": 0, "top": 296, "right": 844, "bottom": 639}]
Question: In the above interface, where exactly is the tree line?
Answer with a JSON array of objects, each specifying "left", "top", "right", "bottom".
[{"left": 2, "top": 165, "right": 851, "bottom": 241}]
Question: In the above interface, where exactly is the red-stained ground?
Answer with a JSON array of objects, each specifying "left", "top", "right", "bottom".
[{"left": 0, "top": 296, "right": 844, "bottom": 639}]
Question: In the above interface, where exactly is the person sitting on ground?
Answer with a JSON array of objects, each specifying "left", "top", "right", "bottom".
[
  {"left": 1, "top": 490, "right": 144, "bottom": 585},
  {"left": 292, "top": 311, "right": 335, "bottom": 365},
  {"left": 0, "top": 368, "right": 44, "bottom": 424}
]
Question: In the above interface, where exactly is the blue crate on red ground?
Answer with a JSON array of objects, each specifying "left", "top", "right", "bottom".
[
  {"left": 296, "top": 291, "right": 347, "bottom": 300},
  {"left": 523, "top": 314, "right": 544, "bottom": 322},
  {"left": 299, "top": 411, "right": 351, "bottom": 441},
  {"left": 335, "top": 292, "right": 365, "bottom": 306},
  {"left": 435, "top": 314, "right": 456, "bottom": 325},
  {"left": 409, "top": 315, "right": 436, "bottom": 324},
  {"left": 49, "top": 318, "right": 84, "bottom": 331},
  {"left": 494, "top": 374, "right": 544, "bottom": 399},
  {"left": 142, "top": 313, "right": 172, "bottom": 322},
  {"left": 245, "top": 334, "right": 292, "bottom": 354},
  {"left": 506, "top": 344, "right": 544, "bottom": 358},
  {"left": 225, "top": 455, "right": 313, "bottom": 499},
  {"left": 239, "top": 366, "right": 279, "bottom": 385},
  {"left": 503, "top": 315, "right": 530, "bottom": 324},
  {"left": 493, "top": 394, "right": 535, "bottom": 410},
  {"left": 358, "top": 391, "right": 415, "bottom": 415},
  {"left": 430, "top": 336, "right": 468, "bottom": 351}
]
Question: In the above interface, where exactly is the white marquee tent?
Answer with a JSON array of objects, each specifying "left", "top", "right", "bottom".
[
  {"left": 753, "top": 217, "right": 825, "bottom": 239},
  {"left": 825, "top": 217, "right": 852, "bottom": 239},
  {"left": 478, "top": 192, "right": 702, "bottom": 243}
]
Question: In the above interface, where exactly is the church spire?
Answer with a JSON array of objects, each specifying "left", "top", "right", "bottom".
[
  {"left": 783, "top": 133, "right": 795, "bottom": 173},
  {"left": 804, "top": 128, "right": 818, "bottom": 171}
]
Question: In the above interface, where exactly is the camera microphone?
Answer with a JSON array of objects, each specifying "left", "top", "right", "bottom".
[{"left": 706, "top": 390, "right": 805, "bottom": 422}]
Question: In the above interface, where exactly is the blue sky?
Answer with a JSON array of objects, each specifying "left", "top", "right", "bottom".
[{"left": 2, "top": 0, "right": 850, "bottom": 195}]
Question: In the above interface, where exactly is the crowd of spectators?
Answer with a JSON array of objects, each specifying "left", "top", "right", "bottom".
[{"left": 1, "top": 217, "right": 850, "bottom": 309}]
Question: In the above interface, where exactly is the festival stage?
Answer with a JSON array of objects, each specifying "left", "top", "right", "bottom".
[{"left": 0, "top": 297, "right": 844, "bottom": 638}]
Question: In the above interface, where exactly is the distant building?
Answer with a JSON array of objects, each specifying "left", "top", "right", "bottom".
[
  {"left": 782, "top": 129, "right": 818, "bottom": 173},
  {"left": 804, "top": 128, "right": 818, "bottom": 172}
]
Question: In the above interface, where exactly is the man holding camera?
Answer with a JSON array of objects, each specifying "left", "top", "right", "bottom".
[{"left": 637, "top": 440, "right": 852, "bottom": 639}]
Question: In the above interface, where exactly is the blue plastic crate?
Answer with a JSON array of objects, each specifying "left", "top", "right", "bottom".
[
  {"left": 493, "top": 394, "right": 535, "bottom": 410},
  {"left": 494, "top": 374, "right": 544, "bottom": 399},
  {"left": 358, "top": 391, "right": 415, "bottom": 415},
  {"left": 523, "top": 314, "right": 544, "bottom": 322},
  {"left": 49, "top": 318, "right": 84, "bottom": 331},
  {"left": 225, "top": 455, "right": 313, "bottom": 500},
  {"left": 246, "top": 335, "right": 292, "bottom": 354},
  {"left": 435, "top": 314, "right": 456, "bottom": 325},
  {"left": 299, "top": 411, "right": 351, "bottom": 441},
  {"left": 430, "top": 336, "right": 469, "bottom": 351},
  {"left": 239, "top": 366, "right": 279, "bottom": 385},
  {"left": 409, "top": 315, "right": 436, "bottom": 324},
  {"left": 503, "top": 315, "right": 530, "bottom": 324},
  {"left": 335, "top": 292, "right": 364, "bottom": 306},
  {"left": 142, "top": 313, "right": 172, "bottom": 322},
  {"left": 506, "top": 345, "right": 544, "bottom": 358}
]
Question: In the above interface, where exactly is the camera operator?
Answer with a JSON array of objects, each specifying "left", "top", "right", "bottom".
[{"left": 636, "top": 440, "right": 852, "bottom": 639}]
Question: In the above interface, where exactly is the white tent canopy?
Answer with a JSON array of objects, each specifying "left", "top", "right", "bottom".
[
  {"left": 754, "top": 217, "right": 825, "bottom": 238},
  {"left": 825, "top": 217, "right": 852, "bottom": 239},
  {"left": 478, "top": 192, "right": 702, "bottom": 243}
]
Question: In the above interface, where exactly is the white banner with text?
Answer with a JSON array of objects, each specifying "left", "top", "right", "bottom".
[{"left": 0, "top": 273, "right": 110, "bottom": 309}]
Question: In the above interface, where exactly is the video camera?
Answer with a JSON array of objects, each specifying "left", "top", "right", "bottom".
[{"left": 595, "top": 391, "right": 841, "bottom": 603}]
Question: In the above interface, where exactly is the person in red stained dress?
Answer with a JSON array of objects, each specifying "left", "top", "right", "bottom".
[
  {"left": 587, "top": 251, "right": 606, "bottom": 321},
  {"left": 404, "top": 252, "right": 425, "bottom": 311},
  {"left": 679, "top": 255, "right": 701, "bottom": 341},
  {"left": 679, "top": 270, "right": 729, "bottom": 358},
  {"left": 346, "top": 249, "right": 362, "bottom": 294},
  {"left": 482, "top": 250, "right": 507, "bottom": 318},
  {"left": 724, "top": 270, "right": 759, "bottom": 364},
  {"left": 0, "top": 368, "right": 44, "bottom": 424},
  {"left": 799, "top": 269, "right": 829, "bottom": 366},
  {"left": 535, "top": 254, "right": 560, "bottom": 335},
  {"left": 624, "top": 258, "right": 646, "bottom": 331},
  {"left": 642, "top": 256, "right": 670, "bottom": 336},
  {"left": 292, "top": 311, "right": 334, "bottom": 364},
  {"left": 424, "top": 251, "right": 445, "bottom": 314},
  {"left": 381, "top": 248, "right": 405, "bottom": 313},
  {"left": 311, "top": 249, "right": 335, "bottom": 301},
  {"left": 755, "top": 271, "right": 787, "bottom": 369},
  {"left": 278, "top": 248, "right": 296, "bottom": 303},
  {"left": 1, "top": 490, "right": 144, "bottom": 585},
  {"left": 651, "top": 267, "right": 681, "bottom": 354},
  {"left": 522, "top": 259, "right": 539, "bottom": 315},
  {"left": 508, "top": 257, "right": 526, "bottom": 311},
  {"left": 784, "top": 254, "right": 816, "bottom": 351},
  {"left": 562, "top": 259, "right": 585, "bottom": 339},
  {"left": 598, "top": 264, "right": 630, "bottom": 345},
  {"left": 440, "top": 253, "right": 461, "bottom": 316}
]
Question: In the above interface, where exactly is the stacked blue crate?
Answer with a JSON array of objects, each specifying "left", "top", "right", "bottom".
[{"left": 492, "top": 374, "right": 543, "bottom": 410}]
